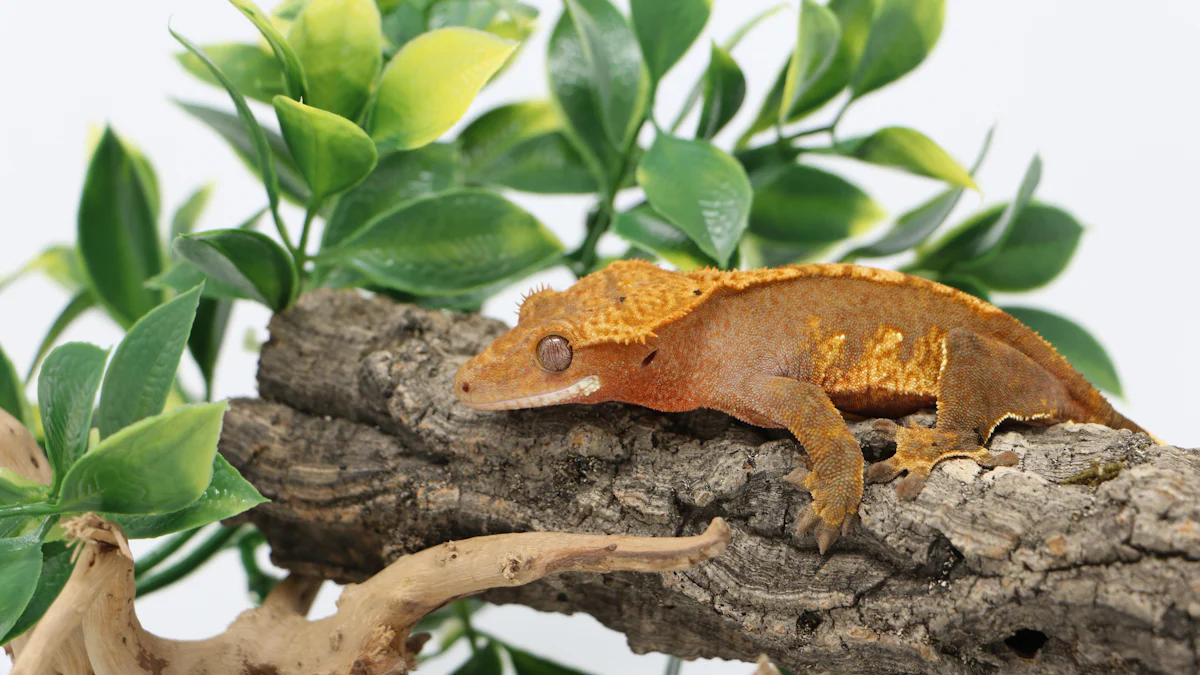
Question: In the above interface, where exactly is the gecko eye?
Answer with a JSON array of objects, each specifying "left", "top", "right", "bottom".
[{"left": 536, "top": 335, "right": 572, "bottom": 372}]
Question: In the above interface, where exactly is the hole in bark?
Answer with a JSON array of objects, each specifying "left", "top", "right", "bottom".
[
  {"left": 796, "top": 611, "right": 823, "bottom": 632},
  {"left": 1004, "top": 629, "right": 1047, "bottom": 658},
  {"left": 556, "top": 593, "right": 568, "bottom": 603},
  {"left": 641, "top": 350, "right": 658, "bottom": 368}
]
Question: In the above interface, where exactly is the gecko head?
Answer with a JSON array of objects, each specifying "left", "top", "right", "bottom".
[{"left": 455, "top": 260, "right": 718, "bottom": 411}]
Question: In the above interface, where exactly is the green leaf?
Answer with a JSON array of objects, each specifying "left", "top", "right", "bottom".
[
  {"left": 147, "top": 261, "right": 253, "bottom": 302},
  {"left": 787, "top": 0, "right": 879, "bottom": 120},
  {"left": 38, "top": 343, "right": 108, "bottom": 492},
  {"left": 451, "top": 641, "right": 504, "bottom": 675},
  {"left": 563, "top": 0, "right": 650, "bottom": 149},
  {"left": 0, "top": 541, "right": 73, "bottom": 644},
  {"left": 1002, "top": 307, "right": 1123, "bottom": 397},
  {"left": 695, "top": 43, "right": 746, "bottom": 141},
  {"left": 834, "top": 127, "right": 976, "bottom": 188},
  {"left": 24, "top": 289, "right": 95, "bottom": 385},
  {"left": 630, "top": 0, "right": 711, "bottom": 83},
  {"left": 191, "top": 297, "right": 232, "bottom": 402},
  {"left": 175, "top": 231, "right": 299, "bottom": 311},
  {"left": 461, "top": 101, "right": 559, "bottom": 171},
  {"left": 748, "top": 164, "right": 884, "bottom": 244},
  {"left": 509, "top": 646, "right": 593, "bottom": 675},
  {"left": 959, "top": 155, "right": 1042, "bottom": 259},
  {"left": 780, "top": 0, "right": 841, "bottom": 126},
  {"left": 319, "top": 190, "right": 563, "bottom": 296},
  {"left": 371, "top": 27, "right": 516, "bottom": 150},
  {"left": 96, "top": 286, "right": 202, "bottom": 439},
  {"left": 78, "top": 128, "right": 164, "bottom": 327},
  {"left": 0, "top": 342, "right": 29, "bottom": 428},
  {"left": 843, "top": 126, "right": 993, "bottom": 260},
  {"left": 850, "top": 0, "right": 944, "bottom": 100},
  {"left": 612, "top": 205, "right": 718, "bottom": 271},
  {"left": 176, "top": 43, "right": 287, "bottom": 104},
  {"left": 177, "top": 102, "right": 309, "bottom": 205},
  {"left": 459, "top": 103, "right": 597, "bottom": 193},
  {"left": 289, "top": 0, "right": 384, "bottom": 119},
  {"left": 228, "top": 0, "right": 309, "bottom": 100},
  {"left": 0, "top": 245, "right": 89, "bottom": 296},
  {"left": 0, "top": 537, "right": 42, "bottom": 640},
  {"left": 170, "top": 184, "right": 215, "bottom": 246},
  {"left": 0, "top": 470, "right": 47, "bottom": 505},
  {"left": 636, "top": 133, "right": 752, "bottom": 267},
  {"left": 381, "top": 0, "right": 426, "bottom": 50},
  {"left": 321, "top": 144, "right": 461, "bottom": 250},
  {"left": 548, "top": 8, "right": 620, "bottom": 185},
  {"left": 109, "top": 454, "right": 267, "bottom": 539},
  {"left": 57, "top": 402, "right": 228, "bottom": 514},
  {"left": 952, "top": 204, "right": 1083, "bottom": 292},
  {"left": 936, "top": 272, "right": 990, "bottom": 300},
  {"left": 171, "top": 32, "right": 288, "bottom": 220},
  {"left": 273, "top": 97, "right": 379, "bottom": 203}
]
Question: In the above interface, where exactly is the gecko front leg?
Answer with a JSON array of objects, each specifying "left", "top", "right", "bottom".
[{"left": 728, "top": 375, "right": 864, "bottom": 553}]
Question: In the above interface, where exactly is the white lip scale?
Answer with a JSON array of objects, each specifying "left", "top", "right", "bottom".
[{"left": 464, "top": 375, "right": 602, "bottom": 410}]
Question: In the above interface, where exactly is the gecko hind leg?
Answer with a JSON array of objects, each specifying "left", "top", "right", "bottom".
[{"left": 865, "top": 428, "right": 1018, "bottom": 499}]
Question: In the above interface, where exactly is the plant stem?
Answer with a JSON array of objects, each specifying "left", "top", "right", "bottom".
[
  {"left": 135, "top": 524, "right": 242, "bottom": 598},
  {"left": 269, "top": 205, "right": 298, "bottom": 261},
  {"left": 569, "top": 120, "right": 646, "bottom": 276},
  {"left": 296, "top": 200, "right": 322, "bottom": 265},
  {"left": 133, "top": 527, "right": 201, "bottom": 577},
  {"left": 454, "top": 599, "right": 481, "bottom": 655},
  {"left": 236, "top": 527, "right": 279, "bottom": 605},
  {"left": 783, "top": 124, "right": 835, "bottom": 143},
  {"left": 665, "top": 655, "right": 683, "bottom": 675},
  {"left": 0, "top": 502, "right": 56, "bottom": 520}
]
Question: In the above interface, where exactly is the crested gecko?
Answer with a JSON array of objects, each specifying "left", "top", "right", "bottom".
[{"left": 454, "top": 260, "right": 1150, "bottom": 552}]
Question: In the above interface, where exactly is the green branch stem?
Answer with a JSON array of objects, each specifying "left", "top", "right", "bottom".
[
  {"left": 296, "top": 200, "right": 323, "bottom": 264},
  {"left": 270, "top": 205, "right": 299, "bottom": 261},
  {"left": 135, "top": 523, "right": 243, "bottom": 597},
  {"left": 133, "top": 527, "right": 202, "bottom": 577},
  {"left": 455, "top": 598, "right": 481, "bottom": 654}
]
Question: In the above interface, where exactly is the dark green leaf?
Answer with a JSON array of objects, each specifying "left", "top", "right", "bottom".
[
  {"left": 176, "top": 43, "right": 287, "bottom": 104},
  {"left": 461, "top": 102, "right": 559, "bottom": 169},
  {"left": 175, "top": 231, "right": 299, "bottom": 311},
  {"left": 749, "top": 164, "right": 883, "bottom": 244},
  {"left": 38, "top": 343, "right": 108, "bottom": 492},
  {"left": 177, "top": 102, "right": 309, "bottom": 205},
  {"left": 958, "top": 155, "right": 1042, "bottom": 259},
  {"left": 228, "top": 0, "right": 309, "bottom": 100},
  {"left": 319, "top": 190, "right": 563, "bottom": 296},
  {"left": 936, "top": 272, "right": 990, "bottom": 300},
  {"left": 273, "top": 97, "right": 379, "bottom": 203},
  {"left": 548, "top": 8, "right": 620, "bottom": 185},
  {"left": 0, "top": 342, "right": 29, "bottom": 427},
  {"left": 77, "top": 128, "right": 164, "bottom": 327},
  {"left": 509, "top": 646, "right": 593, "bottom": 675},
  {"left": 787, "top": 0, "right": 878, "bottom": 121},
  {"left": 851, "top": 0, "right": 944, "bottom": 100},
  {"left": 741, "top": 234, "right": 837, "bottom": 267},
  {"left": 96, "top": 286, "right": 202, "bottom": 439},
  {"left": 322, "top": 143, "right": 460, "bottom": 250},
  {"left": 470, "top": 133, "right": 598, "bottom": 194},
  {"left": 57, "top": 402, "right": 228, "bottom": 514},
  {"left": 636, "top": 133, "right": 752, "bottom": 266},
  {"left": 123, "top": 138, "right": 162, "bottom": 226},
  {"left": 696, "top": 43, "right": 746, "bottom": 140},
  {"left": 110, "top": 454, "right": 267, "bottom": 539},
  {"left": 0, "top": 538, "right": 42, "bottom": 640},
  {"left": 289, "top": 0, "right": 383, "bottom": 120},
  {"left": 612, "top": 204, "right": 719, "bottom": 270},
  {"left": 1002, "top": 307, "right": 1123, "bottom": 396},
  {"left": 833, "top": 126, "right": 975, "bottom": 188},
  {"left": 630, "top": 0, "right": 711, "bottom": 83},
  {"left": 147, "top": 260, "right": 250, "bottom": 302},
  {"left": 171, "top": 184, "right": 215, "bottom": 246},
  {"left": 0, "top": 541, "right": 73, "bottom": 644},
  {"left": 450, "top": 641, "right": 503, "bottom": 675},
  {"left": 429, "top": 0, "right": 497, "bottom": 30},
  {"left": 780, "top": 0, "right": 840, "bottom": 126},
  {"left": 190, "top": 297, "right": 233, "bottom": 401},
  {"left": 381, "top": 1, "right": 426, "bottom": 50},
  {"left": 563, "top": 0, "right": 651, "bottom": 148},
  {"left": 954, "top": 203, "right": 1082, "bottom": 292}
]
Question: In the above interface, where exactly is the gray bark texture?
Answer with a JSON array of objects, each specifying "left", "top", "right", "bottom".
[{"left": 219, "top": 290, "right": 1200, "bottom": 675}]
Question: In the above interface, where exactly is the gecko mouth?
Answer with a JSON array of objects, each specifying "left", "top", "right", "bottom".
[{"left": 462, "top": 375, "right": 602, "bottom": 410}]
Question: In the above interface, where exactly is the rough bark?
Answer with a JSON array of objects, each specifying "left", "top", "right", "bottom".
[{"left": 220, "top": 289, "right": 1200, "bottom": 675}]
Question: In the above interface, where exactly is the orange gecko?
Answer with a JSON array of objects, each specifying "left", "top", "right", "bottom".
[{"left": 455, "top": 260, "right": 1150, "bottom": 552}]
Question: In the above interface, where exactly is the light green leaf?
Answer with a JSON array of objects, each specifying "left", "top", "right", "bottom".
[
  {"left": 273, "top": 97, "right": 379, "bottom": 203},
  {"left": 612, "top": 205, "right": 719, "bottom": 271},
  {"left": 630, "top": 0, "right": 711, "bottom": 83},
  {"left": 78, "top": 128, "right": 164, "bottom": 327},
  {"left": 175, "top": 231, "right": 299, "bottom": 311},
  {"left": 58, "top": 402, "right": 228, "bottom": 514},
  {"left": 851, "top": 0, "right": 944, "bottom": 100},
  {"left": 171, "top": 184, "right": 215, "bottom": 246},
  {"left": 228, "top": 0, "right": 309, "bottom": 100},
  {"left": 749, "top": 164, "right": 884, "bottom": 244},
  {"left": 0, "top": 342, "right": 30, "bottom": 428},
  {"left": 509, "top": 646, "right": 593, "bottom": 675},
  {"left": 176, "top": 43, "right": 287, "bottom": 104},
  {"left": 109, "top": 455, "right": 267, "bottom": 539},
  {"left": 0, "top": 538, "right": 42, "bottom": 641},
  {"left": 38, "top": 343, "right": 108, "bottom": 492},
  {"left": 371, "top": 27, "right": 516, "bottom": 150},
  {"left": 780, "top": 0, "right": 840, "bottom": 126},
  {"left": 0, "top": 245, "right": 88, "bottom": 296},
  {"left": 696, "top": 43, "right": 746, "bottom": 141},
  {"left": 177, "top": 102, "right": 309, "bottom": 205},
  {"left": 1003, "top": 307, "right": 1123, "bottom": 397},
  {"left": 834, "top": 127, "right": 976, "bottom": 188},
  {"left": 0, "top": 542, "right": 73, "bottom": 644},
  {"left": 96, "top": 286, "right": 202, "bottom": 439},
  {"left": 637, "top": 133, "right": 751, "bottom": 266},
  {"left": 289, "top": 0, "right": 383, "bottom": 120},
  {"left": 319, "top": 190, "right": 563, "bottom": 296},
  {"left": 563, "top": 0, "right": 651, "bottom": 148},
  {"left": 321, "top": 143, "right": 460, "bottom": 250},
  {"left": 954, "top": 203, "right": 1082, "bottom": 292},
  {"left": 0, "top": 470, "right": 47, "bottom": 505}
]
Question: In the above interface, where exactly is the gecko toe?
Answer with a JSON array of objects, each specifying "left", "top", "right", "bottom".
[
  {"left": 977, "top": 449, "right": 1019, "bottom": 468},
  {"left": 895, "top": 472, "right": 928, "bottom": 500},
  {"left": 815, "top": 524, "right": 840, "bottom": 555},
  {"left": 795, "top": 505, "right": 822, "bottom": 534},
  {"left": 784, "top": 465, "right": 811, "bottom": 490},
  {"left": 866, "top": 460, "right": 902, "bottom": 484}
]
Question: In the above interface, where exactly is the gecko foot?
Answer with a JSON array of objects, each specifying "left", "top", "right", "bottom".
[
  {"left": 787, "top": 465, "right": 861, "bottom": 554},
  {"left": 865, "top": 427, "right": 1019, "bottom": 500}
]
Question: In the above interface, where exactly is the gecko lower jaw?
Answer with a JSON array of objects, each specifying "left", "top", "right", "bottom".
[{"left": 461, "top": 375, "right": 602, "bottom": 410}]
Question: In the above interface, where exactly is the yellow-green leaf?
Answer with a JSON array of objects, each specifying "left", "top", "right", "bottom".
[
  {"left": 288, "top": 0, "right": 383, "bottom": 120},
  {"left": 273, "top": 97, "right": 378, "bottom": 203},
  {"left": 228, "top": 0, "right": 309, "bottom": 100},
  {"left": 834, "top": 127, "right": 976, "bottom": 188}
]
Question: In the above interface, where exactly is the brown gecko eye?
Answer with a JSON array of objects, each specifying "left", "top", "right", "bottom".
[{"left": 537, "top": 335, "right": 572, "bottom": 372}]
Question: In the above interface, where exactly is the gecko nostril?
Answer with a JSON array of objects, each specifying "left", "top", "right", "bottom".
[{"left": 461, "top": 382, "right": 471, "bottom": 393}]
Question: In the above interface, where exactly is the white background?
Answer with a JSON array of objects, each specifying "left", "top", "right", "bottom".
[{"left": 2, "top": 1, "right": 1197, "bottom": 673}]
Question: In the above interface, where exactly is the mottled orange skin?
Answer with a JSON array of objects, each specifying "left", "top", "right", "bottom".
[{"left": 456, "top": 260, "right": 1146, "bottom": 552}]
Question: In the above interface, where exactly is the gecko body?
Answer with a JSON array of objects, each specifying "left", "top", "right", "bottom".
[{"left": 455, "top": 260, "right": 1148, "bottom": 552}]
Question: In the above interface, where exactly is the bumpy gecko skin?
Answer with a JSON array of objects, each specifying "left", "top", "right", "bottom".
[{"left": 455, "top": 260, "right": 1149, "bottom": 553}]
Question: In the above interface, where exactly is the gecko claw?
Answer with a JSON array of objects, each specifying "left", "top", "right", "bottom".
[
  {"left": 795, "top": 505, "right": 855, "bottom": 554},
  {"left": 815, "top": 525, "right": 840, "bottom": 555},
  {"left": 795, "top": 505, "right": 822, "bottom": 534}
]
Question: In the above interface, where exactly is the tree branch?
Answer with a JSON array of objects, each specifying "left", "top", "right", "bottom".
[{"left": 220, "top": 290, "right": 1200, "bottom": 675}]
